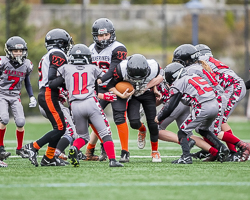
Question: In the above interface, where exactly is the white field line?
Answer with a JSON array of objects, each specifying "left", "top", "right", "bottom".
[{"left": 0, "top": 182, "right": 250, "bottom": 188}]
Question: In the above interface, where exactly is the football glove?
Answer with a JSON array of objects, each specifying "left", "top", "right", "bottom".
[
  {"left": 29, "top": 96, "right": 37, "bottom": 107},
  {"left": 103, "top": 92, "right": 117, "bottom": 102}
]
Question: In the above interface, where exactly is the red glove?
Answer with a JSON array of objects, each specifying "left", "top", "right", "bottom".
[
  {"left": 59, "top": 88, "right": 69, "bottom": 104},
  {"left": 103, "top": 92, "right": 117, "bottom": 102}
]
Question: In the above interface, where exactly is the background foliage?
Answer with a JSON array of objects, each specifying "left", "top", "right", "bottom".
[{"left": 0, "top": 0, "right": 248, "bottom": 115}]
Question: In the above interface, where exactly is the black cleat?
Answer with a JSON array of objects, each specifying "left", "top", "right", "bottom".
[
  {"left": 77, "top": 150, "right": 87, "bottom": 160},
  {"left": 99, "top": 143, "right": 107, "bottom": 161},
  {"left": 202, "top": 154, "right": 217, "bottom": 162},
  {"left": 109, "top": 159, "right": 124, "bottom": 167},
  {"left": 217, "top": 144, "right": 230, "bottom": 163},
  {"left": 16, "top": 148, "right": 29, "bottom": 158},
  {"left": 69, "top": 146, "right": 79, "bottom": 167},
  {"left": 236, "top": 141, "right": 250, "bottom": 162},
  {"left": 119, "top": 150, "right": 130, "bottom": 163},
  {"left": 226, "top": 151, "right": 241, "bottom": 162},
  {"left": 24, "top": 142, "right": 39, "bottom": 167},
  {"left": 172, "top": 154, "right": 192, "bottom": 164},
  {"left": 0, "top": 146, "right": 11, "bottom": 161},
  {"left": 41, "top": 155, "right": 66, "bottom": 166},
  {"left": 191, "top": 150, "right": 210, "bottom": 160}
]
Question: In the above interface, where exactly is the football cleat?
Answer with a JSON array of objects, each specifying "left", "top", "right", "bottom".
[
  {"left": 40, "top": 155, "right": 66, "bottom": 166},
  {"left": 0, "top": 160, "right": 7, "bottom": 167},
  {"left": 16, "top": 148, "right": 29, "bottom": 158},
  {"left": 191, "top": 150, "right": 210, "bottom": 160},
  {"left": 172, "top": 154, "right": 192, "bottom": 164},
  {"left": 151, "top": 151, "right": 162, "bottom": 162},
  {"left": 137, "top": 125, "right": 146, "bottom": 149},
  {"left": 24, "top": 142, "right": 39, "bottom": 167},
  {"left": 0, "top": 146, "right": 11, "bottom": 161},
  {"left": 202, "top": 154, "right": 217, "bottom": 162},
  {"left": 119, "top": 150, "right": 130, "bottom": 163},
  {"left": 58, "top": 152, "right": 68, "bottom": 160},
  {"left": 99, "top": 143, "right": 107, "bottom": 161},
  {"left": 226, "top": 151, "right": 241, "bottom": 162},
  {"left": 78, "top": 150, "right": 87, "bottom": 160},
  {"left": 217, "top": 144, "right": 230, "bottom": 163},
  {"left": 69, "top": 146, "right": 79, "bottom": 167},
  {"left": 84, "top": 148, "right": 99, "bottom": 161},
  {"left": 109, "top": 159, "right": 124, "bottom": 167},
  {"left": 236, "top": 141, "right": 250, "bottom": 162}
]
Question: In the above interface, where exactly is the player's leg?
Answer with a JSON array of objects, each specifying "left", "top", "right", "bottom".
[
  {"left": 0, "top": 95, "right": 11, "bottom": 160},
  {"left": 11, "top": 98, "right": 29, "bottom": 158},
  {"left": 111, "top": 96, "right": 130, "bottom": 163}
]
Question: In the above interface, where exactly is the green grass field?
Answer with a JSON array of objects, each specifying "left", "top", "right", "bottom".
[{"left": 1, "top": 117, "right": 250, "bottom": 200}]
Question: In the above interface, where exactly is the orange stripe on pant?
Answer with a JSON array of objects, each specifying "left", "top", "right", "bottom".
[{"left": 45, "top": 87, "right": 64, "bottom": 130}]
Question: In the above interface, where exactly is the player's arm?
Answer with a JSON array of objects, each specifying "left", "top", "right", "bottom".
[
  {"left": 147, "top": 65, "right": 163, "bottom": 89},
  {"left": 24, "top": 74, "right": 37, "bottom": 108},
  {"left": 100, "top": 46, "right": 127, "bottom": 83},
  {"left": 155, "top": 92, "right": 182, "bottom": 123},
  {"left": 245, "top": 79, "right": 250, "bottom": 90}
]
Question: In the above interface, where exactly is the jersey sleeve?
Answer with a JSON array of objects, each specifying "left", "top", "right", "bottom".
[
  {"left": 49, "top": 51, "right": 67, "bottom": 68},
  {"left": 100, "top": 46, "right": 127, "bottom": 83},
  {"left": 106, "top": 65, "right": 124, "bottom": 89}
]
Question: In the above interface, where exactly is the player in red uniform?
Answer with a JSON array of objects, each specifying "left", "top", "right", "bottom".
[{"left": 0, "top": 36, "right": 37, "bottom": 162}]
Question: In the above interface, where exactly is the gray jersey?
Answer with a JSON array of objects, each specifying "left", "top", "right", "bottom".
[
  {"left": 119, "top": 59, "right": 162, "bottom": 96},
  {"left": 0, "top": 56, "right": 33, "bottom": 96},
  {"left": 170, "top": 73, "right": 215, "bottom": 106},
  {"left": 57, "top": 63, "right": 102, "bottom": 102}
]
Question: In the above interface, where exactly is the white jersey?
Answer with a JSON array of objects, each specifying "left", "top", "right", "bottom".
[
  {"left": 89, "top": 41, "right": 127, "bottom": 87},
  {"left": 38, "top": 48, "right": 67, "bottom": 89},
  {"left": 119, "top": 59, "right": 162, "bottom": 96},
  {"left": 0, "top": 56, "right": 33, "bottom": 95},
  {"left": 57, "top": 63, "right": 102, "bottom": 102}
]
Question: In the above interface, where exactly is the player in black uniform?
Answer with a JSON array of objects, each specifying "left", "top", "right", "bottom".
[{"left": 24, "top": 28, "right": 73, "bottom": 167}]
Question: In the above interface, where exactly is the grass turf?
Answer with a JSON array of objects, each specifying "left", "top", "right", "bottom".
[{"left": 1, "top": 118, "right": 250, "bottom": 200}]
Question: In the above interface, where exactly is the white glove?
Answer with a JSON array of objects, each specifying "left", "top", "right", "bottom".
[{"left": 29, "top": 96, "right": 37, "bottom": 108}]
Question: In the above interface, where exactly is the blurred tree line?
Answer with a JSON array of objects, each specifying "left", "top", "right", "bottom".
[{"left": 0, "top": 0, "right": 248, "bottom": 116}]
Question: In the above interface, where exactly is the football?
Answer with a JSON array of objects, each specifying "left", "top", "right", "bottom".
[{"left": 115, "top": 81, "right": 134, "bottom": 93}]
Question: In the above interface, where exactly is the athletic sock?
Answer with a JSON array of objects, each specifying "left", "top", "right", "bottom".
[
  {"left": 222, "top": 129, "right": 238, "bottom": 152},
  {"left": 117, "top": 122, "right": 129, "bottom": 151},
  {"left": 103, "top": 141, "right": 116, "bottom": 159},
  {"left": 33, "top": 141, "right": 41, "bottom": 150},
  {"left": 209, "top": 147, "right": 218, "bottom": 157},
  {"left": 16, "top": 130, "right": 24, "bottom": 150},
  {"left": 46, "top": 146, "right": 56, "bottom": 159},
  {"left": 151, "top": 141, "right": 158, "bottom": 152},
  {"left": 86, "top": 142, "right": 96, "bottom": 150},
  {"left": 139, "top": 123, "right": 146, "bottom": 132},
  {"left": 0, "top": 128, "right": 6, "bottom": 146},
  {"left": 73, "top": 137, "right": 86, "bottom": 151}
]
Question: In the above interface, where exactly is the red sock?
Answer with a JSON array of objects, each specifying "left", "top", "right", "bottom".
[
  {"left": 16, "top": 130, "right": 24, "bottom": 150},
  {"left": 139, "top": 123, "right": 146, "bottom": 132},
  {"left": 103, "top": 141, "right": 116, "bottom": 159},
  {"left": 222, "top": 130, "right": 239, "bottom": 153},
  {"left": 0, "top": 128, "right": 6, "bottom": 146},
  {"left": 73, "top": 138, "right": 86, "bottom": 150},
  {"left": 209, "top": 147, "right": 218, "bottom": 157},
  {"left": 151, "top": 141, "right": 158, "bottom": 151}
]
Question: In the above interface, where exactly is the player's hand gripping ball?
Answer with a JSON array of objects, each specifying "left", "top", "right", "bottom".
[{"left": 115, "top": 81, "right": 134, "bottom": 93}]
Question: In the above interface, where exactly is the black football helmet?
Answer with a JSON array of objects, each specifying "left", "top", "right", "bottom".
[
  {"left": 92, "top": 18, "right": 116, "bottom": 49},
  {"left": 45, "top": 28, "right": 73, "bottom": 53},
  {"left": 172, "top": 44, "right": 200, "bottom": 67},
  {"left": 4, "top": 36, "right": 28, "bottom": 64},
  {"left": 127, "top": 54, "right": 150, "bottom": 81},
  {"left": 195, "top": 44, "right": 213, "bottom": 57},
  {"left": 69, "top": 44, "right": 92, "bottom": 65},
  {"left": 164, "top": 62, "right": 187, "bottom": 85}
]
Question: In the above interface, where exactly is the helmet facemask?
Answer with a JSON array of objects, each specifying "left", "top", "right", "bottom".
[{"left": 5, "top": 42, "right": 28, "bottom": 65}]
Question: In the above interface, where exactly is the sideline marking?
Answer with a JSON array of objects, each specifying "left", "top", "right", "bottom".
[{"left": 0, "top": 182, "right": 250, "bottom": 188}]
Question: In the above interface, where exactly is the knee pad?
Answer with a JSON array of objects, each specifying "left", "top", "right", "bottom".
[
  {"left": 0, "top": 114, "right": 9, "bottom": 125},
  {"left": 15, "top": 118, "right": 25, "bottom": 128},
  {"left": 113, "top": 110, "right": 126, "bottom": 125},
  {"left": 129, "top": 119, "right": 141, "bottom": 130},
  {"left": 62, "top": 134, "right": 74, "bottom": 145}
]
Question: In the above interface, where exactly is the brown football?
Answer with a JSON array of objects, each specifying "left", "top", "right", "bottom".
[{"left": 115, "top": 81, "right": 134, "bottom": 93}]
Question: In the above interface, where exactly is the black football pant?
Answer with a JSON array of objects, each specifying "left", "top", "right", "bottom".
[{"left": 127, "top": 90, "right": 158, "bottom": 143}]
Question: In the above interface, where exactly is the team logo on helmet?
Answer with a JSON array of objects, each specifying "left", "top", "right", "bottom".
[
  {"left": 76, "top": 50, "right": 81, "bottom": 54},
  {"left": 15, "top": 44, "right": 24, "bottom": 49},
  {"left": 46, "top": 35, "right": 51, "bottom": 40},
  {"left": 98, "top": 28, "right": 108, "bottom": 34},
  {"left": 191, "top": 52, "right": 200, "bottom": 59}
]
